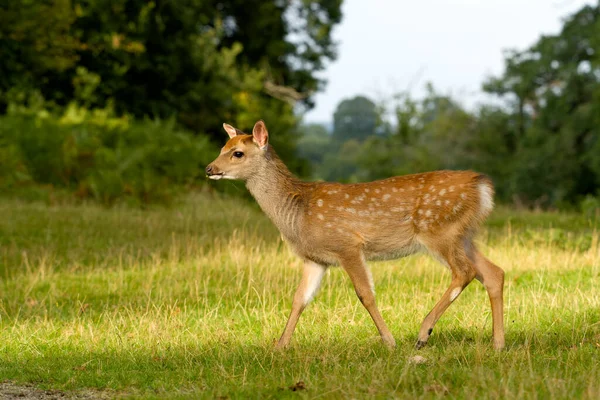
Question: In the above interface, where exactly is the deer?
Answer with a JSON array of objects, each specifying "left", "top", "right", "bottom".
[{"left": 205, "top": 120, "right": 505, "bottom": 350}]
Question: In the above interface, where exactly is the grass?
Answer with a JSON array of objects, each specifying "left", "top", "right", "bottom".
[{"left": 0, "top": 193, "right": 599, "bottom": 398}]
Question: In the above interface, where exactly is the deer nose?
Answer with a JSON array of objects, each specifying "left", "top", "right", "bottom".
[{"left": 205, "top": 165, "right": 214, "bottom": 175}]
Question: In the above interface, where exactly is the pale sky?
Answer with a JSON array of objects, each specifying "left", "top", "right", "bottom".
[{"left": 304, "top": 0, "right": 596, "bottom": 123}]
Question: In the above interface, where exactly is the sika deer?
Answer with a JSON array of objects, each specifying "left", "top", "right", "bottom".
[{"left": 206, "top": 120, "right": 505, "bottom": 350}]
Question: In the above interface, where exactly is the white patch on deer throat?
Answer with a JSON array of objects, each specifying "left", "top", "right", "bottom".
[
  {"left": 450, "top": 287, "right": 462, "bottom": 302},
  {"left": 317, "top": 199, "right": 324, "bottom": 207}
]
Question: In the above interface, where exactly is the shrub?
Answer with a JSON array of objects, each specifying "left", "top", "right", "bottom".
[{"left": 0, "top": 114, "right": 218, "bottom": 205}]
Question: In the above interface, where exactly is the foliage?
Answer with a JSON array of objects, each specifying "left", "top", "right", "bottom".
[
  {"left": 0, "top": 0, "right": 343, "bottom": 138},
  {"left": 0, "top": 112, "right": 217, "bottom": 206}
]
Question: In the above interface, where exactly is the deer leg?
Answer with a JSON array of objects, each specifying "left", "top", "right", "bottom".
[
  {"left": 275, "top": 260, "right": 327, "bottom": 349},
  {"left": 471, "top": 247, "right": 505, "bottom": 350},
  {"left": 341, "top": 253, "right": 396, "bottom": 348},
  {"left": 416, "top": 246, "right": 476, "bottom": 349}
]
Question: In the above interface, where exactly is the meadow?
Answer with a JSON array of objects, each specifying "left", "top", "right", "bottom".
[{"left": 0, "top": 192, "right": 599, "bottom": 399}]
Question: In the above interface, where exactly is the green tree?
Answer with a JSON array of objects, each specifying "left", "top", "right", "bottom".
[
  {"left": 483, "top": 2, "right": 600, "bottom": 206},
  {"left": 332, "top": 95, "right": 380, "bottom": 142}
]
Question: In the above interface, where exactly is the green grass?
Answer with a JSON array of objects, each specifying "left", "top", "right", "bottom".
[{"left": 1, "top": 194, "right": 599, "bottom": 398}]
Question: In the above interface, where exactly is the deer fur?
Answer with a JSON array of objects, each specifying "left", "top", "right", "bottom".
[{"left": 206, "top": 120, "right": 505, "bottom": 350}]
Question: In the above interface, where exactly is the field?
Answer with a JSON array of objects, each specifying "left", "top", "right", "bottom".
[{"left": 0, "top": 193, "right": 599, "bottom": 399}]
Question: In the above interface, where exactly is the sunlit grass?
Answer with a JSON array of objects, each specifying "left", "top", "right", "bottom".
[{"left": 0, "top": 194, "right": 599, "bottom": 398}]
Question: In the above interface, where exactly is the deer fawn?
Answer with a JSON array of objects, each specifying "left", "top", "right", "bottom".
[{"left": 206, "top": 120, "right": 505, "bottom": 350}]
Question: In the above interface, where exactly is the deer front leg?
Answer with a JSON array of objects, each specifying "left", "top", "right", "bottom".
[
  {"left": 341, "top": 253, "right": 396, "bottom": 348},
  {"left": 275, "top": 260, "right": 327, "bottom": 349}
]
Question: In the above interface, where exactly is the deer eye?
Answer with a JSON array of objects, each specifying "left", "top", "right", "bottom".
[{"left": 233, "top": 151, "right": 244, "bottom": 158}]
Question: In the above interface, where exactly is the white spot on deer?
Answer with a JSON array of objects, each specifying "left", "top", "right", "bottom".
[
  {"left": 439, "top": 189, "right": 447, "bottom": 196},
  {"left": 392, "top": 188, "right": 398, "bottom": 193},
  {"left": 419, "top": 221, "right": 428, "bottom": 231},
  {"left": 425, "top": 210, "right": 432, "bottom": 217},
  {"left": 358, "top": 210, "right": 370, "bottom": 216},
  {"left": 399, "top": 188, "right": 405, "bottom": 192},
  {"left": 308, "top": 211, "right": 312, "bottom": 215},
  {"left": 317, "top": 199, "right": 324, "bottom": 207},
  {"left": 346, "top": 208, "right": 356, "bottom": 214},
  {"left": 445, "top": 200, "right": 450, "bottom": 205},
  {"left": 344, "top": 193, "right": 350, "bottom": 199},
  {"left": 460, "top": 193, "right": 467, "bottom": 200},
  {"left": 449, "top": 185, "right": 455, "bottom": 192},
  {"left": 336, "top": 206, "right": 344, "bottom": 211},
  {"left": 364, "top": 188, "right": 370, "bottom": 193},
  {"left": 325, "top": 223, "right": 332, "bottom": 228},
  {"left": 436, "top": 200, "right": 441, "bottom": 206},
  {"left": 429, "top": 185, "right": 436, "bottom": 192},
  {"left": 382, "top": 194, "right": 391, "bottom": 201},
  {"left": 317, "top": 213, "right": 324, "bottom": 220},
  {"left": 375, "top": 188, "right": 380, "bottom": 194},
  {"left": 449, "top": 287, "right": 462, "bottom": 302},
  {"left": 418, "top": 209, "right": 424, "bottom": 215},
  {"left": 418, "top": 184, "right": 424, "bottom": 189}
]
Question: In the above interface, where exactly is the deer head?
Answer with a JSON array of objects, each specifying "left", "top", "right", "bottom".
[{"left": 205, "top": 120, "right": 269, "bottom": 181}]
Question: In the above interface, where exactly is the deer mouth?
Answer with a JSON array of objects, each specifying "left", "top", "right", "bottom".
[{"left": 207, "top": 172, "right": 224, "bottom": 180}]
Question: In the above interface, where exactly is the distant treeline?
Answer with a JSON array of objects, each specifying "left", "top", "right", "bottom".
[{"left": 299, "top": 4, "right": 600, "bottom": 212}]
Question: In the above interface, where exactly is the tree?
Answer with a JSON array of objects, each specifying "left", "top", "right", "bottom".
[
  {"left": 483, "top": 2, "right": 600, "bottom": 206},
  {"left": 0, "top": 0, "right": 343, "bottom": 138},
  {"left": 332, "top": 95, "right": 379, "bottom": 142}
]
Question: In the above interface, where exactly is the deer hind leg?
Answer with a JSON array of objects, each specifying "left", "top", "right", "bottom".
[
  {"left": 341, "top": 252, "right": 396, "bottom": 348},
  {"left": 276, "top": 260, "right": 327, "bottom": 349},
  {"left": 416, "top": 242, "right": 477, "bottom": 349},
  {"left": 470, "top": 245, "right": 505, "bottom": 350}
]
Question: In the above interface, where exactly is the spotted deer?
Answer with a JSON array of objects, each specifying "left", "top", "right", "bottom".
[{"left": 206, "top": 120, "right": 505, "bottom": 350}]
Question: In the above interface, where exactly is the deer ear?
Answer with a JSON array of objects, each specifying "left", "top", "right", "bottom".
[
  {"left": 252, "top": 120, "right": 269, "bottom": 150},
  {"left": 223, "top": 123, "right": 241, "bottom": 139}
]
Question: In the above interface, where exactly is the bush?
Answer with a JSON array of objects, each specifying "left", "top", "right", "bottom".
[{"left": 0, "top": 114, "right": 218, "bottom": 205}]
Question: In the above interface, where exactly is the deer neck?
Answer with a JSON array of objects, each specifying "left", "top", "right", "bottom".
[{"left": 245, "top": 148, "right": 305, "bottom": 239}]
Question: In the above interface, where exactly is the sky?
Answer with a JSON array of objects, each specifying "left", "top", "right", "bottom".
[{"left": 304, "top": 0, "right": 596, "bottom": 123}]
